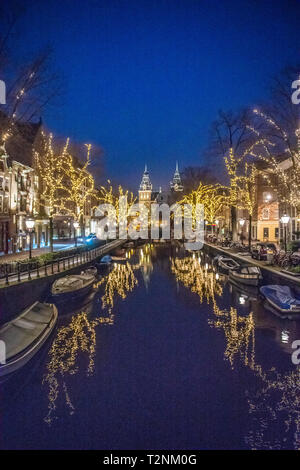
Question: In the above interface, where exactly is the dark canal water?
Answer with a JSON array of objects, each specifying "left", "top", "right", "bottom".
[{"left": 1, "top": 243, "right": 300, "bottom": 450}]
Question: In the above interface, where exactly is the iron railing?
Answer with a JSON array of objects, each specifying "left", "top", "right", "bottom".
[{"left": 0, "top": 239, "right": 123, "bottom": 286}]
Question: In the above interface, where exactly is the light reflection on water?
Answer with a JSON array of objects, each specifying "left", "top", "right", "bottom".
[
  {"left": 1, "top": 243, "right": 300, "bottom": 450},
  {"left": 171, "top": 250, "right": 300, "bottom": 450}
]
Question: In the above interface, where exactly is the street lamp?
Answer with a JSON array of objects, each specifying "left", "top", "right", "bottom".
[
  {"left": 25, "top": 218, "right": 35, "bottom": 259},
  {"left": 239, "top": 218, "right": 246, "bottom": 245},
  {"left": 280, "top": 214, "right": 290, "bottom": 252},
  {"left": 73, "top": 221, "right": 79, "bottom": 247},
  {"left": 264, "top": 193, "right": 272, "bottom": 203}
]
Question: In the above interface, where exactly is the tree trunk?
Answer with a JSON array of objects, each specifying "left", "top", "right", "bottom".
[
  {"left": 80, "top": 215, "right": 84, "bottom": 238},
  {"left": 248, "top": 214, "right": 252, "bottom": 249},
  {"left": 231, "top": 206, "right": 237, "bottom": 241},
  {"left": 49, "top": 215, "right": 53, "bottom": 253}
]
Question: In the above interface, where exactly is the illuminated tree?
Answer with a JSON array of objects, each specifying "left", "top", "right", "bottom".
[
  {"left": 34, "top": 133, "right": 68, "bottom": 252},
  {"left": 98, "top": 182, "right": 137, "bottom": 232},
  {"left": 246, "top": 109, "right": 300, "bottom": 216},
  {"left": 179, "top": 182, "right": 226, "bottom": 230},
  {"left": 59, "top": 143, "right": 97, "bottom": 233},
  {"left": 225, "top": 148, "right": 257, "bottom": 246}
]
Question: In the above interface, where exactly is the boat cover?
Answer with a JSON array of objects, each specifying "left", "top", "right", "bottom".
[
  {"left": 260, "top": 285, "right": 300, "bottom": 310},
  {"left": 240, "top": 266, "right": 261, "bottom": 275},
  {"left": 52, "top": 274, "right": 94, "bottom": 293},
  {"left": 0, "top": 303, "right": 54, "bottom": 360},
  {"left": 100, "top": 255, "right": 112, "bottom": 263}
]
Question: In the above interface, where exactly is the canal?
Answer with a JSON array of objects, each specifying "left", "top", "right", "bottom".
[{"left": 1, "top": 243, "right": 300, "bottom": 450}]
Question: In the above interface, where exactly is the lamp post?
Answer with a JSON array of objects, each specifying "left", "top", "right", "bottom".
[
  {"left": 25, "top": 218, "right": 35, "bottom": 259},
  {"left": 73, "top": 221, "right": 79, "bottom": 247},
  {"left": 239, "top": 218, "right": 246, "bottom": 245},
  {"left": 280, "top": 214, "right": 290, "bottom": 252},
  {"left": 215, "top": 219, "right": 219, "bottom": 235}
]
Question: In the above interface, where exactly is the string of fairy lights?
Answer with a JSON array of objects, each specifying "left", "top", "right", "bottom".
[
  {"left": 178, "top": 182, "right": 227, "bottom": 226},
  {"left": 34, "top": 133, "right": 97, "bottom": 223},
  {"left": 245, "top": 109, "right": 300, "bottom": 214}
]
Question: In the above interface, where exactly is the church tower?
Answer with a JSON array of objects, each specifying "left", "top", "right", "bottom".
[
  {"left": 139, "top": 164, "right": 152, "bottom": 204},
  {"left": 170, "top": 162, "right": 183, "bottom": 192}
]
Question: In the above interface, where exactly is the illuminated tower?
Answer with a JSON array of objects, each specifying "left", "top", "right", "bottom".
[
  {"left": 139, "top": 164, "right": 152, "bottom": 204},
  {"left": 170, "top": 161, "right": 183, "bottom": 192}
]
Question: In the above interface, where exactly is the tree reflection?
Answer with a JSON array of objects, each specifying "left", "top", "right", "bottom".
[
  {"left": 170, "top": 255, "right": 223, "bottom": 304},
  {"left": 96, "top": 261, "right": 138, "bottom": 315},
  {"left": 44, "top": 260, "right": 140, "bottom": 424},
  {"left": 43, "top": 312, "right": 98, "bottom": 425},
  {"left": 171, "top": 253, "right": 300, "bottom": 450}
]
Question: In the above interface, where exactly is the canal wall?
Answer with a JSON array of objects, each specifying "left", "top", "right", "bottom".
[
  {"left": 0, "top": 240, "right": 125, "bottom": 325},
  {"left": 204, "top": 242, "right": 300, "bottom": 291}
]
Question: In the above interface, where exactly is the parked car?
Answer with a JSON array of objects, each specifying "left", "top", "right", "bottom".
[
  {"left": 78, "top": 233, "right": 98, "bottom": 245},
  {"left": 251, "top": 242, "right": 276, "bottom": 261},
  {"left": 85, "top": 233, "right": 98, "bottom": 244}
]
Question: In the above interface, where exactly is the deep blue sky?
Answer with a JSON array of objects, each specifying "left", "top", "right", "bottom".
[{"left": 17, "top": 0, "right": 300, "bottom": 191}]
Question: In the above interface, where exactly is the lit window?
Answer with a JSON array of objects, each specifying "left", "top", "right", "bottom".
[{"left": 262, "top": 208, "right": 270, "bottom": 220}]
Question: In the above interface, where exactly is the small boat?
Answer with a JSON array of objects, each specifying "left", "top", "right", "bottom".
[
  {"left": 95, "top": 255, "right": 113, "bottom": 272},
  {"left": 0, "top": 302, "right": 57, "bottom": 377},
  {"left": 123, "top": 241, "right": 135, "bottom": 248},
  {"left": 229, "top": 266, "right": 262, "bottom": 286},
  {"left": 111, "top": 255, "right": 127, "bottom": 262},
  {"left": 216, "top": 255, "right": 240, "bottom": 273},
  {"left": 51, "top": 273, "right": 95, "bottom": 300},
  {"left": 260, "top": 285, "right": 300, "bottom": 317},
  {"left": 100, "top": 255, "right": 112, "bottom": 264},
  {"left": 82, "top": 266, "right": 98, "bottom": 277}
]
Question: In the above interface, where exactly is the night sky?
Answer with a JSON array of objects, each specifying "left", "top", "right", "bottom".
[{"left": 17, "top": 0, "right": 300, "bottom": 191}]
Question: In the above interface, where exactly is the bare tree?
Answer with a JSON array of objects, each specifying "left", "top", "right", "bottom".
[
  {"left": 0, "top": 4, "right": 62, "bottom": 145},
  {"left": 207, "top": 108, "right": 255, "bottom": 162},
  {"left": 207, "top": 108, "right": 256, "bottom": 240},
  {"left": 181, "top": 166, "right": 219, "bottom": 193}
]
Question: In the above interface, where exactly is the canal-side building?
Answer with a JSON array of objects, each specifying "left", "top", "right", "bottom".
[
  {"left": 0, "top": 120, "right": 41, "bottom": 253},
  {"left": 251, "top": 173, "right": 279, "bottom": 243},
  {"left": 138, "top": 163, "right": 184, "bottom": 206},
  {"left": 0, "top": 116, "right": 98, "bottom": 254}
]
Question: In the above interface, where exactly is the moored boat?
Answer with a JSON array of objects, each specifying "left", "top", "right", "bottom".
[
  {"left": 216, "top": 256, "right": 240, "bottom": 273},
  {"left": 95, "top": 255, "right": 113, "bottom": 272},
  {"left": 260, "top": 285, "right": 300, "bottom": 317},
  {"left": 82, "top": 266, "right": 98, "bottom": 277},
  {"left": 0, "top": 302, "right": 58, "bottom": 377},
  {"left": 99, "top": 255, "right": 112, "bottom": 265},
  {"left": 51, "top": 273, "right": 95, "bottom": 300},
  {"left": 111, "top": 255, "right": 127, "bottom": 262},
  {"left": 229, "top": 265, "right": 262, "bottom": 286}
]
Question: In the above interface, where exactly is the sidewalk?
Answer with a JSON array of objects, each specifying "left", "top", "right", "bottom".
[{"left": 0, "top": 242, "right": 83, "bottom": 263}]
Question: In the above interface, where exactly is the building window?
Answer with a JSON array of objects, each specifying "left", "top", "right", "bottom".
[
  {"left": 262, "top": 207, "right": 270, "bottom": 220},
  {"left": 263, "top": 227, "right": 269, "bottom": 239},
  {"left": 3, "top": 195, "right": 9, "bottom": 212},
  {"left": 275, "top": 227, "right": 279, "bottom": 238}
]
